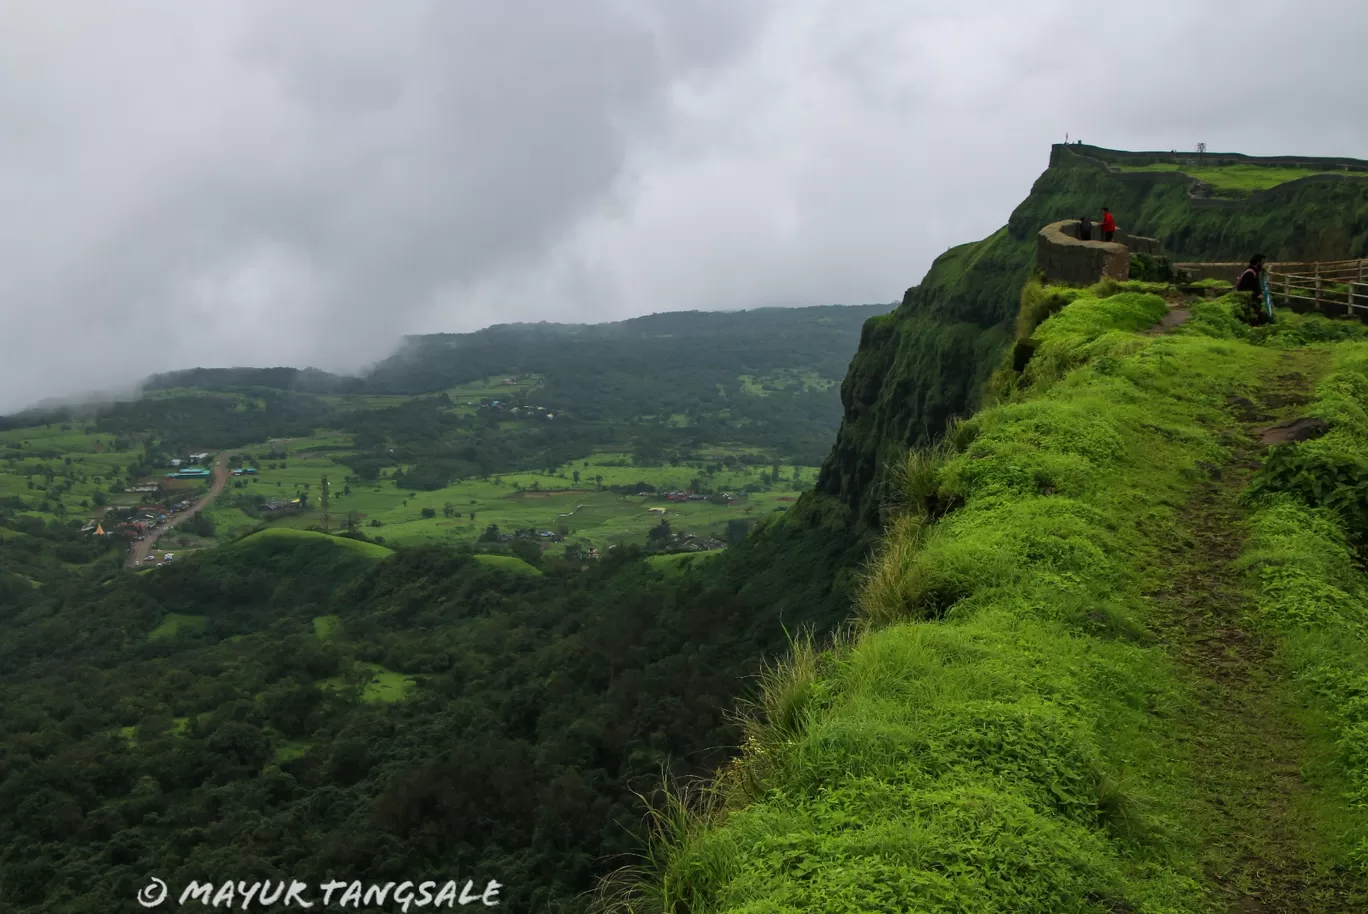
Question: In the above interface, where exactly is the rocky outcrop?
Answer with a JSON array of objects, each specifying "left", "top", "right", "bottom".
[{"left": 1259, "top": 417, "right": 1330, "bottom": 446}]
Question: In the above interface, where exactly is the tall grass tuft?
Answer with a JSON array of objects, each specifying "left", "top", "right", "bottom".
[
  {"left": 721, "top": 627, "right": 852, "bottom": 805},
  {"left": 591, "top": 774, "right": 730, "bottom": 914}
]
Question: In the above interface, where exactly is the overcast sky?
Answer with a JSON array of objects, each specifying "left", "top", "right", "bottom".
[{"left": 1, "top": 0, "right": 1364, "bottom": 412}]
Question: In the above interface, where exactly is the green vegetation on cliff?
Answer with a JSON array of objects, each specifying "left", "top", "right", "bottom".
[
  {"left": 814, "top": 145, "right": 1368, "bottom": 533},
  {"left": 608, "top": 286, "right": 1368, "bottom": 913}
]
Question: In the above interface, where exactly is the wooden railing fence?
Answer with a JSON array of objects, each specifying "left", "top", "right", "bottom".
[{"left": 1266, "top": 258, "right": 1368, "bottom": 317}]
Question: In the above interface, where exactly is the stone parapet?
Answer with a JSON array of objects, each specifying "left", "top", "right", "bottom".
[{"left": 1037, "top": 220, "right": 1132, "bottom": 286}]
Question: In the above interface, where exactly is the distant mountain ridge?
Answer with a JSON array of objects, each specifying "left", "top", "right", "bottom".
[{"left": 134, "top": 304, "right": 891, "bottom": 399}]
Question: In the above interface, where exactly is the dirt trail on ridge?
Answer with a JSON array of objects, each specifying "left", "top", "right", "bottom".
[{"left": 1146, "top": 346, "right": 1362, "bottom": 912}]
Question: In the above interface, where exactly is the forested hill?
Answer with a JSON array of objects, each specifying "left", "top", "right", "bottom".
[
  {"left": 810, "top": 144, "right": 1368, "bottom": 533},
  {"left": 137, "top": 305, "right": 888, "bottom": 406}
]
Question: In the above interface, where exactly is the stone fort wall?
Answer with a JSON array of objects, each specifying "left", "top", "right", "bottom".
[
  {"left": 1036, "top": 220, "right": 1132, "bottom": 286},
  {"left": 1051, "top": 143, "right": 1368, "bottom": 174}
]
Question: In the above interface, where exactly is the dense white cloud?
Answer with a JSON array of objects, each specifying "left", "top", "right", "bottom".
[{"left": 0, "top": 0, "right": 1364, "bottom": 411}]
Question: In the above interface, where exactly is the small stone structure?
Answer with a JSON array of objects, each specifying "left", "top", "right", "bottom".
[{"left": 1037, "top": 219, "right": 1157, "bottom": 286}]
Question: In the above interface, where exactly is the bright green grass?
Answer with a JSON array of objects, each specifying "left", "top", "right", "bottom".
[
  {"left": 644, "top": 551, "right": 719, "bottom": 578},
  {"left": 1111, "top": 162, "right": 1335, "bottom": 193},
  {"left": 320, "top": 661, "right": 417, "bottom": 703},
  {"left": 1238, "top": 343, "right": 1368, "bottom": 871},
  {"left": 235, "top": 527, "right": 394, "bottom": 559},
  {"left": 313, "top": 615, "right": 341, "bottom": 639},
  {"left": 274, "top": 739, "right": 313, "bottom": 762},
  {"left": 615, "top": 289, "right": 1295, "bottom": 913},
  {"left": 148, "top": 613, "right": 208, "bottom": 641},
  {"left": 472, "top": 554, "right": 542, "bottom": 576}
]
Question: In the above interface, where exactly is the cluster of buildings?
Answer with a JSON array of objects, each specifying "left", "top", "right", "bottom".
[
  {"left": 490, "top": 527, "right": 566, "bottom": 544},
  {"left": 477, "top": 400, "right": 556, "bottom": 419},
  {"left": 638, "top": 489, "right": 737, "bottom": 504},
  {"left": 166, "top": 451, "right": 214, "bottom": 480},
  {"left": 96, "top": 502, "right": 178, "bottom": 539},
  {"left": 230, "top": 467, "right": 258, "bottom": 477},
  {"left": 261, "top": 498, "right": 302, "bottom": 514},
  {"left": 656, "top": 531, "right": 727, "bottom": 553}
]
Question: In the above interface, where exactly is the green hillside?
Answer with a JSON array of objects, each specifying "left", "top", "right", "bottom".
[
  {"left": 606, "top": 284, "right": 1368, "bottom": 913},
  {"left": 235, "top": 526, "right": 395, "bottom": 560},
  {"left": 813, "top": 144, "right": 1368, "bottom": 533}
]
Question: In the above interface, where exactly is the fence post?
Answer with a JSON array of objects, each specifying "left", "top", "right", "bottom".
[{"left": 1315, "top": 263, "right": 1322, "bottom": 310}]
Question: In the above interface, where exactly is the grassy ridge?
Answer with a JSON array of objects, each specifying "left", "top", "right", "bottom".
[
  {"left": 236, "top": 526, "right": 395, "bottom": 559},
  {"left": 1238, "top": 344, "right": 1368, "bottom": 869},
  {"left": 606, "top": 288, "right": 1368, "bottom": 913},
  {"left": 1110, "top": 162, "right": 1332, "bottom": 194}
]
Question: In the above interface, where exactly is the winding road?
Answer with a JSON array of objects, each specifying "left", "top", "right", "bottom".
[{"left": 125, "top": 451, "right": 234, "bottom": 568}]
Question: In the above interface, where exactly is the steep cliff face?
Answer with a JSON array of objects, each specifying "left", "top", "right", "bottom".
[{"left": 814, "top": 145, "right": 1368, "bottom": 532}]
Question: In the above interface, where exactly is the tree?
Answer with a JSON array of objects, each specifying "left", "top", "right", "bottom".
[
  {"left": 510, "top": 539, "right": 542, "bottom": 567},
  {"left": 726, "top": 519, "right": 750, "bottom": 545},
  {"left": 443, "top": 502, "right": 455, "bottom": 518},
  {"left": 573, "top": 470, "right": 581, "bottom": 484},
  {"left": 346, "top": 511, "right": 361, "bottom": 532},
  {"left": 647, "top": 520, "right": 672, "bottom": 547},
  {"left": 421, "top": 507, "right": 436, "bottom": 519},
  {"left": 469, "top": 512, "right": 476, "bottom": 521},
  {"left": 320, "top": 475, "right": 330, "bottom": 531}
]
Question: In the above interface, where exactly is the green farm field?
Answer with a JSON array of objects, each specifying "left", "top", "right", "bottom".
[
  {"left": 214, "top": 432, "right": 816, "bottom": 549},
  {"left": 0, "top": 422, "right": 159, "bottom": 526}
]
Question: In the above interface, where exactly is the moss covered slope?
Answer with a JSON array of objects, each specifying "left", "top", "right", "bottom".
[{"left": 605, "top": 289, "right": 1368, "bottom": 913}]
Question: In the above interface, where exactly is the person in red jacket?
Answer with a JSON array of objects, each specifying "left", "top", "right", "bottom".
[{"left": 1100, "top": 207, "right": 1116, "bottom": 242}]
